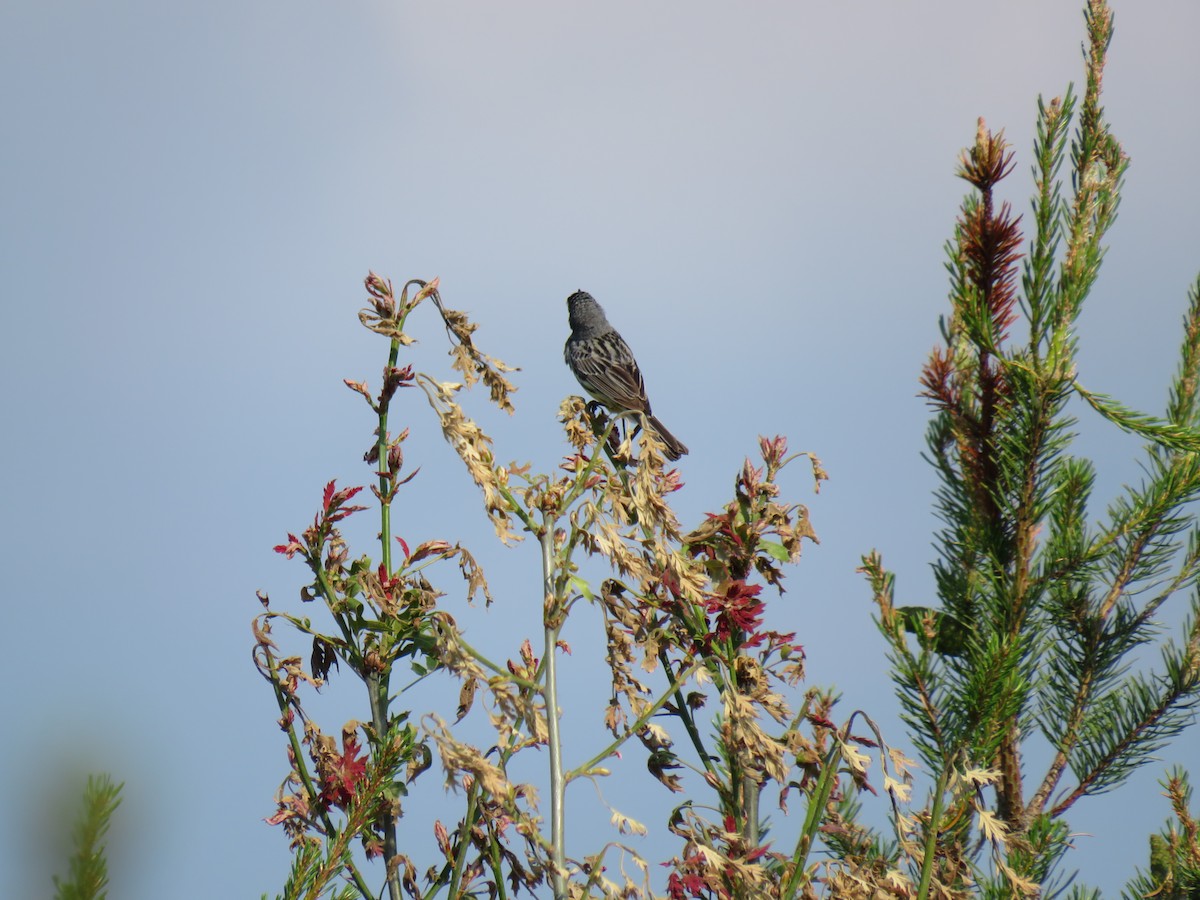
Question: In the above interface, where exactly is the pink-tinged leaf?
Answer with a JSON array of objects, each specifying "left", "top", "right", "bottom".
[
  {"left": 334, "top": 485, "right": 364, "bottom": 504},
  {"left": 409, "top": 540, "right": 453, "bottom": 564},
  {"left": 319, "top": 482, "right": 366, "bottom": 522},
  {"left": 274, "top": 534, "right": 304, "bottom": 558},
  {"left": 743, "top": 845, "right": 771, "bottom": 863},
  {"left": 326, "top": 503, "right": 367, "bottom": 524},
  {"left": 396, "top": 536, "right": 411, "bottom": 560},
  {"left": 519, "top": 639, "right": 536, "bottom": 666},
  {"left": 434, "top": 820, "right": 450, "bottom": 854},
  {"left": 808, "top": 713, "right": 837, "bottom": 730},
  {"left": 759, "top": 434, "right": 788, "bottom": 465}
]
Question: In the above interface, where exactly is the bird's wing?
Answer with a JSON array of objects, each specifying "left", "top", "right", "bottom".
[{"left": 573, "top": 338, "right": 651, "bottom": 414}]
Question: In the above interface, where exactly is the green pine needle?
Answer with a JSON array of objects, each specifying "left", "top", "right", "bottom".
[
  {"left": 53, "top": 774, "right": 123, "bottom": 900},
  {"left": 1075, "top": 383, "right": 1200, "bottom": 453}
]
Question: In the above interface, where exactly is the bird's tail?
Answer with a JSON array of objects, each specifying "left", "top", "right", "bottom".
[{"left": 646, "top": 415, "right": 689, "bottom": 461}]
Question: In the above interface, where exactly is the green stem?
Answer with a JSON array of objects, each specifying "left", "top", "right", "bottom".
[
  {"left": 567, "top": 659, "right": 705, "bottom": 780},
  {"left": 262, "top": 644, "right": 375, "bottom": 899},
  {"left": 367, "top": 673, "right": 402, "bottom": 900},
  {"left": 488, "top": 836, "right": 510, "bottom": 900},
  {"left": 452, "top": 633, "right": 539, "bottom": 690},
  {"left": 743, "top": 773, "right": 760, "bottom": 847},
  {"left": 656, "top": 649, "right": 718, "bottom": 781},
  {"left": 377, "top": 322, "right": 404, "bottom": 575},
  {"left": 495, "top": 481, "right": 538, "bottom": 533},
  {"left": 446, "top": 779, "right": 480, "bottom": 898},
  {"left": 916, "top": 770, "right": 950, "bottom": 900},
  {"left": 312, "top": 567, "right": 359, "bottom": 649},
  {"left": 561, "top": 416, "right": 620, "bottom": 507},
  {"left": 541, "top": 526, "right": 567, "bottom": 899},
  {"left": 484, "top": 844, "right": 508, "bottom": 900},
  {"left": 783, "top": 738, "right": 843, "bottom": 897},
  {"left": 369, "top": 324, "right": 406, "bottom": 900},
  {"left": 423, "top": 603, "right": 564, "bottom": 897}
]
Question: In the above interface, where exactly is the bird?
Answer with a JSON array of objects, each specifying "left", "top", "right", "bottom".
[{"left": 563, "top": 289, "right": 689, "bottom": 461}]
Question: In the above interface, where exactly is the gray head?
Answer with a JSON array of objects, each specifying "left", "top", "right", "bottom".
[{"left": 566, "top": 290, "right": 612, "bottom": 335}]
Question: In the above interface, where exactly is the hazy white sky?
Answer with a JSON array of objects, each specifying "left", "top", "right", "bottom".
[{"left": 3, "top": 1, "right": 1198, "bottom": 896}]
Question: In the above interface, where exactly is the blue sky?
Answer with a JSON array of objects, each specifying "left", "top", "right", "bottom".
[{"left": 3, "top": 1, "right": 1199, "bottom": 896}]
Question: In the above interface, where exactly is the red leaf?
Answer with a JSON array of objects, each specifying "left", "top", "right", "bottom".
[
  {"left": 318, "top": 736, "right": 368, "bottom": 809},
  {"left": 321, "top": 481, "right": 366, "bottom": 521},
  {"left": 274, "top": 534, "right": 304, "bottom": 558},
  {"left": 409, "top": 540, "right": 453, "bottom": 563}
]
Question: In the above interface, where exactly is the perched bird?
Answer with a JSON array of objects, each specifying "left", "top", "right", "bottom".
[{"left": 563, "top": 290, "right": 689, "bottom": 460}]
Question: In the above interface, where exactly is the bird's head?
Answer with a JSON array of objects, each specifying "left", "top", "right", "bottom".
[{"left": 567, "top": 290, "right": 608, "bottom": 332}]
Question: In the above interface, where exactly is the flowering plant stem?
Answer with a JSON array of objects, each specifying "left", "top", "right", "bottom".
[
  {"left": 541, "top": 525, "right": 568, "bottom": 899},
  {"left": 916, "top": 770, "right": 950, "bottom": 900},
  {"left": 370, "top": 308, "right": 406, "bottom": 900}
]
